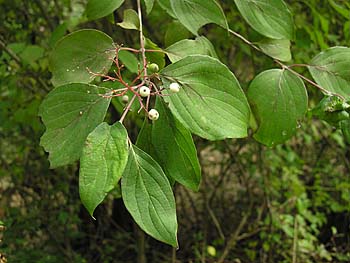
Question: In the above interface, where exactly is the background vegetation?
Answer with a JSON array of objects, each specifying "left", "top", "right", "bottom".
[{"left": 0, "top": 0, "right": 349, "bottom": 262}]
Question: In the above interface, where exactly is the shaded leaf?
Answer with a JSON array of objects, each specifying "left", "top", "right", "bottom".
[
  {"left": 118, "top": 50, "right": 139, "bottom": 73},
  {"left": 257, "top": 38, "right": 291, "bottom": 62},
  {"left": 143, "top": 0, "right": 155, "bottom": 14},
  {"left": 117, "top": 9, "right": 140, "bottom": 30},
  {"left": 86, "top": 0, "right": 125, "bottom": 20},
  {"left": 166, "top": 36, "right": 218, "bottom": 63},
  {"left": 145, "top": 38, "right": 165, "bottom": 69},
  {"left": 164, "top": 20, "right": 191, "bottom": 47},
  {"left": 152, "top": 98, "right": 201, "bottom": 190},
  {"left": 164, "top": 0, "right": 228, "bottom": 35}
]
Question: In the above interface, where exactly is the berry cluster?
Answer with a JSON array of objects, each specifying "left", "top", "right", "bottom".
[{"left": 89, "top": 46, "right": 182, "bottom": 123}]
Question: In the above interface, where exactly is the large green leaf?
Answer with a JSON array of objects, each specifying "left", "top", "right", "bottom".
[
  {"left": 308, "top": 47, "right": 350, "bottom": 99},
  {"left": 257, "top": 38, "right": 292, "bottom": 62},
  {"left": 152, "top": 99, "right": 201, "bottom": 190},
  {"left": 167, "top": 0, "right": 228, "bottom": 35},
  {"left": 165, "top": 36, "right": 218, "bottom": 63},
  {"left": 247, "top": 69, "right": 308, "bottom": 146},
  {"left": 122, "top": 145, "right": 178, "bottom": 247},
  {"left": 233, "top": 0, "right": 294, "bottom": 40},
  {"left": 160, "top": 55, "right": 250, "bottom": 140},
  {"left": 39, "top": 83, "right": 111, "bottom": 168},
  {"left": 49, "top": 29, "right": 114, "bottom": 87},
  {"left": 80, "top": 122, "right": 128, "bottom": 217},
  {"left": 86, "top": 0, "right": 125, "bottom": 20}
]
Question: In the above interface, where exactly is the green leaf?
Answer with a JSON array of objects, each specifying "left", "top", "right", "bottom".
[
  {"left": 160, "top": 55, "right": 250, "bottom": 140},
  {"left": 257, "top": 39, "right": 292, "bottom": 62},
  {"left": 117, "top": 9, "right": 140, "bottom": 30},
  {"left": 158, "top": 0, "right": 176, "bottom": 18},
  {"left": 165, "top": 20, "right": 191, "bottom": 47},
  {"left": 136, "top": 119, "right": 155, "bottom": 155},
  {"left": 166, "top": 36, "right": 218, "bottom": 63},
  {"left": 20, "top": 45, "right": 45, "bottom": 65},
  {"left": 49, "top": 29, "right": 114, "bottom": 87},
  {"left": 122, "top": 145, "right": 178, "bottom": 247},
  {"left": 86, "top": 0, "right": 125, "bottom": 20},
  {"left": 136, "top": 119, "right": 175, "bottom": 187},
  {"left": 39, "top": 83, "right": 111, "bottom": 168},
  {"left": 308, "top": 47, "right": 350, "bottom": 99},
  {"left": 145, "top": 38, "right": 165, "bottom": 69},
  {"left": 143, "top": 0, "right": 155, "bottom": 14},
  {"left": 152, "top": 98, "right": 201, "bottom": 190},
  {"left": 247, "top": 69, "right": 308, "bottom": 146},
  {"left": 233, "top": 0, "right": 294, "bottom": 40},
  {"left": 49, "top": 23, "right": 68, "bottom": 48},
  {"left": 168, "top": 0, "right": 228, "bottom": 36},
  {"left": 118, "top": 50, "right": 139, "bottom": 73},
  {"left": 79, "top": 122, "right": 128, "bottom": 217}
]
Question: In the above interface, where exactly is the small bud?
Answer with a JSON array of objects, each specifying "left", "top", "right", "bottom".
[
  {"left": 169, "top": 82, "right": 180, "bottom": 93},
  {"left": 122, "top": 95, "right": 129, "bottom": 104},
  {"left": 139, "top": 86, "right": 150, "bottom": 97},
  {"left": 147, "top": 63, "right": 159, "bottom": 73},
  {"left": 148, "top": 109, "right": 159, "bottom": 121}
]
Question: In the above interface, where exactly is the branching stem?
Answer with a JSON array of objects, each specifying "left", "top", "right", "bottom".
[{"left": 228, "top": 29, "right": 345, "bottom": 99}]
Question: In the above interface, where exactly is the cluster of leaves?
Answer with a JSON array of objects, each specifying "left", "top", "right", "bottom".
[
  {"left": 36, "top": 0, "right": 350, "bottom": 247},
  {"left": 1, "top": 0, "right": 350, "bottom": 262}
]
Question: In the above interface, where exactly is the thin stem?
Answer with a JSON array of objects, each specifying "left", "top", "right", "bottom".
[
  {"left": 172, "top": 247, "right": 176, "bottom": 263},
  {"left": 120, "top": 94, "right": 137, "bottom": 123},
  {"left": 228, "top": 28, "right": 262, "bottom": 53},
  {"left": 119, "top": 47, "right": 165, "bottom": 54},
  {"left": 0, "top": 39, "right": 22, "bottom": 64},
  {"left": 287, "top": 65, "right": 344, "bottom": 99},
  {"left": 137, "top": 0, "right": 152, "bottom": 112},
  {"left": 137, "top": 0, "right": 148, "bottom": 78},
  {"left": 227, "top": 28, "right": 345, "bottom": 99}
]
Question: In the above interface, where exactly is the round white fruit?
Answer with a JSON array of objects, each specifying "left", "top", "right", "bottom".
[
  {"left": 169, "top": 82, "right": 180, "bottom": 93},
  {"left": 139, "top": 86, "right": 150, "bottom": 97},
  {"left": 122, "top": 95, "right": 129, "bottom": 104},
  {"left": 148, "top": 109, "right": 159, "bottom": 121}
]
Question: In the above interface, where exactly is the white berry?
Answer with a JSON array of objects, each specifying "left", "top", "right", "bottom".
[
  {"left": 122, "top": 95, "right": 129, "bottom": 104},
  {"left": 139, "top": 86, "right": 150, "bottom": 97},
  {"left": 169, "top": 82, "right": 180, "bottom": 93},
  {"left": 148, "top": 109, "right": 159, "bottom": 121}
]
